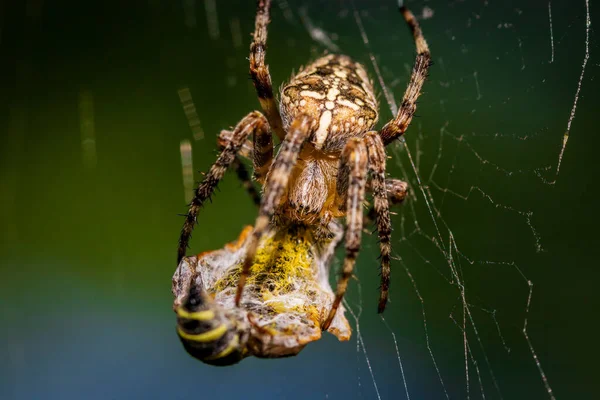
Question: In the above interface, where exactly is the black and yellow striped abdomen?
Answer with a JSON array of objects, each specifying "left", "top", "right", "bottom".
[{"left": 176, "top": 278, "right": 247, "bottom": 366}]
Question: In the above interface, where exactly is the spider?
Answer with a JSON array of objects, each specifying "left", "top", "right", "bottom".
[{"left": 177, "top": 0, "right": 430, "bottom": 330}]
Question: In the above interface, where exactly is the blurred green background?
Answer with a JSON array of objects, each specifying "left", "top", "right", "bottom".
[{"left": 0, "top": 0, "right": 597, "bottom": 399}]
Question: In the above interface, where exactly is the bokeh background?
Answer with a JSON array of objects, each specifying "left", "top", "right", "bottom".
[{"left": 0, "top": 0, "right": 597, "bottom": 399}]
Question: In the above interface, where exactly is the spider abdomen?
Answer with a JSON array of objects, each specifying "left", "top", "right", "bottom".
[{"left": 280, "top": 54, "right": 378, "bottom": 152}]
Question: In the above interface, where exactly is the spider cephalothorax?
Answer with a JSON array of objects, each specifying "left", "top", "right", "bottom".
[{"left": 176, "top": 0, "right": 431, "bottom": 360}]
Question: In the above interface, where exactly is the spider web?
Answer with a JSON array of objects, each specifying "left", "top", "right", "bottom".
[
  {"left": 178, "top": 0, "right": 594, "bottom": 398},
  {"left": 286, "top": 1, "right": 591, "bottom": 399}
]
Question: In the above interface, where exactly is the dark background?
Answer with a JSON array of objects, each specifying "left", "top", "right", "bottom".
[{"left": 0, "top": 0, "right": 597, "bottom": 399}]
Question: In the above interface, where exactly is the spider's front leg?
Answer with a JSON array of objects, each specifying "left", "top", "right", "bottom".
[
  {"left": 250, "top": 0, "right": 285, "bottom": 141},
  {"left": 177, "top": 111, "right": 270, "bottom": 265},
  {"left": 322, "top": 138, "right": 369, "bottom": 330},
  {"left": 234, "top": 115, "right": 314, "bottom": 306}
]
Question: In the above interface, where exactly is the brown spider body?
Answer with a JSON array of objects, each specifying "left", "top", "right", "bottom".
[
  {"left": 176, "top": 0, "right": 431, "bottom": 365},
  {"left": 275, "top": 54, "right": 379, "bottom": 227}
]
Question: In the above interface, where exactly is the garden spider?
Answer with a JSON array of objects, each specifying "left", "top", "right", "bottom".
[{"left": 177, "top": 0, "right": 431, "bottom": 330}]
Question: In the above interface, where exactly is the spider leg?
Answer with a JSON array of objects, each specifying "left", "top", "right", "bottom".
[
  {"left": 218, "top": 131, "right": 261, "bottom": 207},
  {"left": 218, "top": 129, "right": 253, "bottom": 160},
  {"left": 232, "top": 159, "right": 262, "bottom": 207},
  {"left": 218, "top": 115, "right": 274, "bottom": 204},
  {"left": 252, "top": 118, "right": 274, "bottom": 184},
  {"left": 177, "top": 111, "right": 268, "bottom": 265},
  {"left": 379, "top": 6, "right": 432, "bottom": 145},
  {"left": 219, "top": 123, "right": 273, "bottom": 181},
  {"left": 323, "top": 138, "right": 368, "bottom": 330},
  {"left": 234, "top": 115, "right": 314, "bottom": 306},
  {"left": 250, "top": 0, "right": 286, "bottom": 141},
  {"left": 365, "top": 178, "right": 408, "bottom": 226},
  {"left": 364, "top": 132, "right": 394, "bottom": 313}
]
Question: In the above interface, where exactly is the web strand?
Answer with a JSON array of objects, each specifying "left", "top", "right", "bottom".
[
  {"left": 290, "top": 1, "right": 572, "bottom": 398},
  {"left": 345, "top": 286, "right": 382, "bottom": 400},
  {"left": 548, "top": 2, "right": 555, "bottom": 63},
  {"left": 554, "top": 0, "right": 591, "bottom": 179},
  {"left": 381, "top": 315, "right": 411, "bottom": 400}
]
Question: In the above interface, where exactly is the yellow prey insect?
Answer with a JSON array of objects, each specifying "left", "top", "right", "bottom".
[{"left": 173, "top": 223, "right": 350, "bottom": 365}]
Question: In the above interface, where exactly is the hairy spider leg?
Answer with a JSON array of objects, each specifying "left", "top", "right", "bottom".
[
  {"left": 379, "top": 6, "right": 432, "bottom": 145},
  {"left": 232, "top": 159, "right": 262, "bottom": 207},
  {"left": 252, "top": 117, "right": 274, "bottom": 183},
  {"left": 364, "top": 132, "right": 394, "bottom": 313},
  {"left": 177, "top": 111, "right": 270, "bottom": 265},
  {"left": 250, "top": 0, "right": 285, "bottom": 141},
  {"left": 323, "top": 138, "right": 368, "bottom": 330},
  {"left": 365, "top": 178, "right": 408, "bottom": 226},
  {"left": 219, "top": 128, "right": 273, "bottom": 179},
  {"left": 218, "top": 121, "right": 274, "bottom": 206}
]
